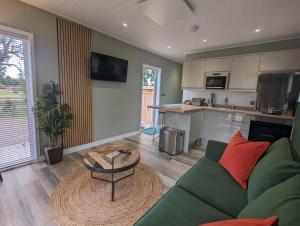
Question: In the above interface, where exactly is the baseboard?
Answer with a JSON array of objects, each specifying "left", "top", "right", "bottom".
[{"left": 63, "top": 130, "right": 141, "bottom": 155}]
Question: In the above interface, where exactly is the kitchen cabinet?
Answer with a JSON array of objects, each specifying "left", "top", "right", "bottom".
[
  {"left": 260, "top": 49, "right": 300, "bottom": 71},
  {"left": 228, "top": 113, "right": 251, "bottom": 140},
  {"left": 229, "top": 54, "right": 260, "bottom": 90},
  {"left": 182, "top": 60, "right": 205, "bottom": 88},
  {"left": 202, "top": 110, "right": 232, "bottom": 143},
  {"left": 201, "top": 110, "right": 250, "bottom": 144},
  {"left": 205, "top": 57, "right": 232, "bottom": 72}
]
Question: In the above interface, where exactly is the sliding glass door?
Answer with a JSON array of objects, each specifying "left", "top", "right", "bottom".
[{"left": 0, "top": 25, "right": 37, "bottom": 170}]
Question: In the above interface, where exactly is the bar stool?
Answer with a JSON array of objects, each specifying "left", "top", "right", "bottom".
[{"left": 152, "top": 110, "right": 166, "bottom": 141}]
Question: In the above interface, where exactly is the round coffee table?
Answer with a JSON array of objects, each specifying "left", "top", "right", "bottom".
[{"left": 84, "top": 145, "right": 140, "bottom": 201}]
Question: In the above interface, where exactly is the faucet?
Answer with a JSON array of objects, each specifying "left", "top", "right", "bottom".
[
  {"left": 225, "top": 97, "right": 229, "bottom": 105},
  {"left": 224, "top": 97, "right": 234, "bottom": 110}
]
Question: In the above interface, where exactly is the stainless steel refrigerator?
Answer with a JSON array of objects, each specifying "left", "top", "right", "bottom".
[{"left": 256, "top": 72, "right": 300, "bottom": 115}]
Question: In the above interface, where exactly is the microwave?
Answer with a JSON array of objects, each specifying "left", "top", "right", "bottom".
[{"left": 205, "top": 72, "right": 230, "bottom": 90}]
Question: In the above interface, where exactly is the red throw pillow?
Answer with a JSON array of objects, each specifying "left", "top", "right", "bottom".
[
  {"left": 200, "top": 216, "right": 279, "bottom": 226},
  {"left": 219, "top": 131, "right": 270, "bottom": 189}
]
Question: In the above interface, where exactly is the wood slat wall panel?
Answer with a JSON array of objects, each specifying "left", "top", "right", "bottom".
[{"left": 57, "top": 18, "right": 92, "bottom": 148}]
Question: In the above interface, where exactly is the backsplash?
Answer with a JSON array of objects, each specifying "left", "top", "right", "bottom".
[{"left": 182, "top": 89, "right": 257, "bottom": 107}]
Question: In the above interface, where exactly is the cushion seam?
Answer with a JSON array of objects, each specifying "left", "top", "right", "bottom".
[{"left": 177, "top": 184, "right": 236, "bottom": 218}]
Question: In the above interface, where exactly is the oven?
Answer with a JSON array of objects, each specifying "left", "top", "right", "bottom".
[
  {"left": 205, "top": 72, "right": 230, "bottom": 90},
  {"left": 248, "top": 120, "right": 292, "bottom": 143}
]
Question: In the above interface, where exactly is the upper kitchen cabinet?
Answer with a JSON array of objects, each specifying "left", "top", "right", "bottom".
[
  {"left": 260, "top": 49, "right": 300, "bottom": 71},
  {"left": 229, "top": 54, "right": 260, "bottom": 90},
  {"left": 205, "top": 57, "right": 232, "bottom": 72},
  {"left": 182, "top": 60, "right": 205, "bottom": 88}
]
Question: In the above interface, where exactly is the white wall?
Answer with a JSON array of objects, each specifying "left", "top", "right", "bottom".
[{"left": 182, "top": 89, "right": 257, "bottom": 107}]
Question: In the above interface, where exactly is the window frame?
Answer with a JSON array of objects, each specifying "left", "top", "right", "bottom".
[{"left": 0, "top": 24, "right": 40, "bottom": 166}]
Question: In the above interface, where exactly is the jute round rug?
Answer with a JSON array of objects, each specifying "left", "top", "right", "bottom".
[{"left": 49, "top": 163, "right": 163, "bottom": 226}]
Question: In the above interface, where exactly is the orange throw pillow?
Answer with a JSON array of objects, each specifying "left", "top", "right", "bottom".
[
  {"left": 219, "top": 131, "right": 270, "bottom": 189},
  {"left": 200, "top": 216, "right": 279, "bottom": 226}
]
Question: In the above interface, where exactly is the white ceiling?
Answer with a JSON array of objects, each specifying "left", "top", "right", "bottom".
[{"left": 20, "top": 0, "right": 300, "bottom": 62}]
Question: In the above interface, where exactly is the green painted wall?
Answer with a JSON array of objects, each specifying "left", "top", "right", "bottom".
[
  {"left": 0, "top": 0, "right": 182, "bottom": 145},
  {"left": 92, "top": 32, "right": 182, "bottom": 140},
  {"left": 292, "top": 103, "right": 300, "bottom": 156},
  {"left": 0, "top": 0, "right": 59, "bottom": 93},
  {"left": 186, "top": 38, "right": 300, "bottom": 60}
]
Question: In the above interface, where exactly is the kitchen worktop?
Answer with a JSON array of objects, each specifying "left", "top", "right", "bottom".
[{"left": 149, "top": 104, "right": 295, "bottom": 120}]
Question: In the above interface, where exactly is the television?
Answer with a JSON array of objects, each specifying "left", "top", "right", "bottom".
[{"left": 91, "top": 52, "right": 128, "bottom": 82}]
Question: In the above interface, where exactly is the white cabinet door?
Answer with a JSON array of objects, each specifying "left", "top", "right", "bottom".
[
  {"left": 182, "top": 60, "right": 205, "bottom": 88},
  {"left": 202, "top": 111, "right": 251, "bottom": 144},
  {"left": 228, "top": 113, "right": 251, "bottom": 140},
  {"left": 229, "top": 55, "right": 260, "bottom": 90},
  {"left": 260, "top": 49, "right": 300, "bottom": 71},
  {"left": 205, "top": 57, "right": 232, "bottom": 72},
  {"left": 202, "top": 110, "right": 232, "bottom": 143}
]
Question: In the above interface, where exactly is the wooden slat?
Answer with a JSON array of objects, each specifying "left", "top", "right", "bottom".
[{"left": 57, "top": 18, "right": 93, "bottom": 148}]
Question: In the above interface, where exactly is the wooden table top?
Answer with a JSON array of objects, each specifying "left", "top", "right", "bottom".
[
  {"left": 84, "top": 144, "right": 140, "bottom": 172},
  {"left": 148, "top": 104, "right": 295, "bottom": 120}
]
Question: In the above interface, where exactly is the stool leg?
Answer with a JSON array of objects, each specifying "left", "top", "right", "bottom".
[
  {"left": 0, "top": 173, "right": 3, "bottom": 182},
  {"left": 162, "top": 113, "right": 166, "bottom": 128},
  {"left": 152, "top": 113, "right": 159, "bottom": 141}
]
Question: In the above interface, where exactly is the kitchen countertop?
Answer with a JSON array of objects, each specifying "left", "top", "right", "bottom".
[{"left": 148, "top": 104, "right": 295, "bottom": 120}]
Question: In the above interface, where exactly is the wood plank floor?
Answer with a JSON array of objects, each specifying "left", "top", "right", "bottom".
[{"left": 0, "top": 134, "right": 205, "bottom": 226}]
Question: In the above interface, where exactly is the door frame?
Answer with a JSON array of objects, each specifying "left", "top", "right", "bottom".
[
  {"left": 140, "top": 63, "right": 162, "bottom": 129},
  {"left": 0, "top": 25, "right": 39, "bottom": 163}
]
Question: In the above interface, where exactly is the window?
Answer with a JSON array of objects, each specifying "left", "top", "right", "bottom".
[{"left": 0, "top": 25, "right": 38, "bottom": 170}]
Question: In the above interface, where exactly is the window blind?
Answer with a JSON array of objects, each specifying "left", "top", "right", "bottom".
[{"left": 0, "top": 26, "right": 37, "bottom": 170}]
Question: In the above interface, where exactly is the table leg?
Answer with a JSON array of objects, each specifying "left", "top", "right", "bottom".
[
  {"left": 111, "top": 172, "right": 115, "bottom": 201},
  {"left": 89, "top": 164, "right": 136, "bottom": 202},
  {"left": 0, "top": 173, "right": 2, "bottom": 182}
]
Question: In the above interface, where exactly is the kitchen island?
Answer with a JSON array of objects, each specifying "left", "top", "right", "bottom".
[{"left": 150, "top": 104, "right": 295, "bottom": 153}]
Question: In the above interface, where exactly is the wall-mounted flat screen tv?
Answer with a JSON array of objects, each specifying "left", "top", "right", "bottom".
[{"left": 91, "top": 52, "right": 128, "bottom": 82}]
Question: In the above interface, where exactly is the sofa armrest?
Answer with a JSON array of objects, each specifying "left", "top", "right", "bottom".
[{"left": 205, "top": 140, "right": 228, "bottom": 162}]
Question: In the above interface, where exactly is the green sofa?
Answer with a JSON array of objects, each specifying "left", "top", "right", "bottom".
[{"left": 134, "top": 138, "right": 300, "bottom": 226}]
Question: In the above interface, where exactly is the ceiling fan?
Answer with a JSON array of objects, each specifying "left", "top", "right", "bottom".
[{"left": 136, "top": 0, "right": 195, "bottom": 14}]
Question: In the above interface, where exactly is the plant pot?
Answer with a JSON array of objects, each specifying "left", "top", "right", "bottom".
[{"left": 44, "top": 145, "right": 63, "bottom": 165}]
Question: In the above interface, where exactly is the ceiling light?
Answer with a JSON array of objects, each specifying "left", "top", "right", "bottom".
[
  {"left": 203, "top": 39, "right": 207, "bottom": 42},
  {"left": 167, "top": 46, "right": 171, "bottom": 49},
  {"left": 122, "top": 22, "right": 128, "bottom": 27},
  {"left": 255, "top": 28, "right": 261, "bottom": 33}
]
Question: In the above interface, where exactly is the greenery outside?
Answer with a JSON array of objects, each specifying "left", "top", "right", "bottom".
[
  {"left": 0, "top": 35, "right": 27, "bottom": 118},
  {"left": 143, "top": 68, "right": 156, "bottom": 86}
]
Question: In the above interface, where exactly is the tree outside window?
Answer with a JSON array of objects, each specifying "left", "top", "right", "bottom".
[{"left": 143, "top": 68, "right": 155, "bottom": 86}]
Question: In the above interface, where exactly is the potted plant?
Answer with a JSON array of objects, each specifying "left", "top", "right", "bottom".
[{"left": 35, "top": 81, "right": 72, "bottom": 165}]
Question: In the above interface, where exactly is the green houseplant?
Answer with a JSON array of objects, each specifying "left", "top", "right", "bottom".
[{"left": 35, "top": 81, "right": 72, "bottom": 165}]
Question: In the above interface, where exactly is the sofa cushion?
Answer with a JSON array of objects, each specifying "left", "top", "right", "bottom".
[
  {"left": 248, "top": 138, "right": 300, "bottom": 202},
  {"left": 239, "top": 174, "right": 300, "bottom": 226},
  {"left": 177, "top": 157, "right": 247, "bottom": 217},
  {"left": 205, "top": 140, "right": 228, "bottom": 162},
  {"left": 134, "top": 186, "right": 232, "bottom": 226},
  {"left": 201, "top": 216, "right": 279, "bottom": 226},
  {"left": 219, "top": 131, "right": 270, "bottom": 189},
  {"left": 264, "top": 138, "right": 294, "bottom": 160}
]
